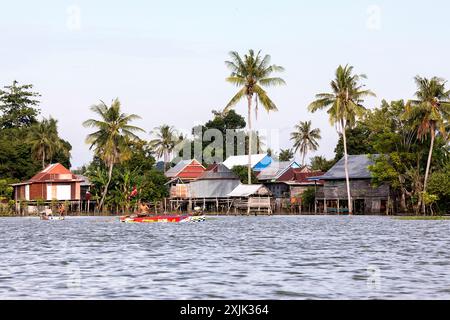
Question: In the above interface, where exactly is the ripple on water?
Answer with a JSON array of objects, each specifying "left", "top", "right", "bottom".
[{"left": 1, "top": 216, "right": 450, "bottom": 299}]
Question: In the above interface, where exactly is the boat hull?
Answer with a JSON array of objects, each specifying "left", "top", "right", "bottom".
[{"left": 119, "top": 215, "right": 205, "bottom": 224}]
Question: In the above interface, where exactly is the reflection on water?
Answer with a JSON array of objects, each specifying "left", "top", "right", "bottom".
[{"left": 1, "top": 216, "right": 450, "bottom": 299}]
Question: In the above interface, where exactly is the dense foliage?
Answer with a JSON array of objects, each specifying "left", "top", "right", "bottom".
[
  {"left": 231, "top": 165, "right": 258, "bottom": 185},
  {"left": 0, "top": 81, "right": 71, "bottom": 191}
]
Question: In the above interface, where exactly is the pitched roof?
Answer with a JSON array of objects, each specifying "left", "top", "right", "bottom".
[
  {"left": 222, "top": 154, "right": 269, "bottom": 170},
  {"left": 165, "top": 159, "right": 205, "bottom": 179},
  {"left": 189, "top": 179, "right": 240, "bottom": 198},
  {"left": 12, "top": 163, "right": 82, "bottom": 186},
  {"left": 197, "top": 164, "right": 239, "bottom": 180},
  {"left": 228, "top": 184, "right": 272, "bottom": 197},
  {"left": 292, "top": 170, "right": 325, "bottom": 184},
  {"left": 310, "top": 155, "right": 377, "bottom": 180},
  {"left": 75, "top": 175, "right": 92, "bottom": 187},
  {"left": 257, "top": 161, "right": 300, "bottom": 181}
]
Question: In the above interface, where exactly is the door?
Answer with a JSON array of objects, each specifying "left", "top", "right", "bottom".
[
  {"left": 25, "top": 185, "right": 30, "bottom": 201},
  {"left": 56, "top": 185, "right": 71, "bottom": 200},
  {"left": 47, "top": 184, "right": 53, "bottom": 200}
]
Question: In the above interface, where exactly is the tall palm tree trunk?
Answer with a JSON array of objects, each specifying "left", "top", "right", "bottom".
[
  {"left": 341, "top": 125, "right": 353, "bottom": 215},
  {"left": 99, "top": 163, "right": 114, "bottom": 212},
  {"left": 163, "top": 151, "right": 168, "bottom": 173},
  {"left": 422, "top": 128, "right": 435, "bottom": 214},
  {"left": 247, "top": 95, "right": 253, "bottom": 185},
  {"left": 42, "top": 148, "right": 45, "bottom": 169}
]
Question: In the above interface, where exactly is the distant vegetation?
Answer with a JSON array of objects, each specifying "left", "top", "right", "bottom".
[{"left": 0, "top": 50, "right": 448, "bottom": 216}]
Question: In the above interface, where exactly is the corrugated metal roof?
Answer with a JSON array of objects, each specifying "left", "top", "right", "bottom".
[
  {"left": 164, "top": 159, "right": 204, "bottom": 179},
  {"left": 197, "top": 164, "right": 239, "bottom": 180},
  {"left": 189, "top": 179, "right": 240, "bottom": 199},
  {"left": 223, "top": 154, "right": 269, "bottom": 169},
  {"left": 165, "top": 160, "right": 191, "bottom": 178},
  {"left": 228, "top": 184, "right": 272, "bottom": 197},
  {"left": 310, "top": 155, "right": 378, "bottom": 180},
  {"left": 75, "top": 175, "right": 92, "bottom": 187},
  {"left": 11, "top": 163, "right": 82, "bottom": 185},
  {"left": 257, "top": 161, "right": 300, "bottom": 181}
]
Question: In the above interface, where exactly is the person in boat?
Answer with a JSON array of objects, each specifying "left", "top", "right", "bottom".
[
  {"left": 126, "top": 201, "right": 150, "bottom": 218},
  {"left": 136, "top": 201, "right": 150, "bottom": 217},
  {"left": 58, "top": 203, "right": 66, "bottom": 216}
]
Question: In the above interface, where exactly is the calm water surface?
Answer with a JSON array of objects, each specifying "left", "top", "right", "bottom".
[{"left": 0, "top": 216, "right": 449, "bottom": 299}]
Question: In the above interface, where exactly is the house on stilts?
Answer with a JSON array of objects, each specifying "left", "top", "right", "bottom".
[{"left": 308, "top": 155, "right": 390, "bottom": 215}]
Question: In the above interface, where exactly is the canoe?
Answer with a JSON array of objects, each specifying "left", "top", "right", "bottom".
[{"left": 119, "top": 215, "right": 206, "bottom": 224}]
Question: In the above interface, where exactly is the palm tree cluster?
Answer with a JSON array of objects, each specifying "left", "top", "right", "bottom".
[{"left": 79, "top": 49, "right": 448, "bottom": 216}]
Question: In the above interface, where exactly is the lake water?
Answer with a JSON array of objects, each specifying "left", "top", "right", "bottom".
[{"left": 0, "top": 216, "right": 449, "bottom": 300}]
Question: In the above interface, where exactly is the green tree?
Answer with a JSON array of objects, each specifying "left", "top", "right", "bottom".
[
  {"left": 310, "top": 156, "right": 335, "bottom": 172},
  {"left": 0, "top": 128, "right": 41, "bottom": 179},
  {"left": 279, "top": 148, "right": 294, "bottom": 162},
  {"left": 231, "top": 165, "right": 258, "bottom": 185},
  {"left": 308, "top": 65, "right": 375, "bottom": 214},
  {"left": 406, "top": 76, "right": 450, "bottom": 214},
  {"left": 365, "top": 100, "right": 436, "bottom": 214},
  {"left": 334, "top": 123, "right": 374, "bottom": 161},
  {"left": 52, "top": 139, "right": 72, "bottom": 169},
  {"left": 83, "top": 98, "right": 144, "bottom": 211},
  {"left": 202, "top": 109, "right": 246, "bottom": 161},
  {"left": 427, "top": 163, "right": 450, "bottom": 214},
  {"left": 301, "top": 188, "right": 316, "bottom": 210},
  {"left": 224, "top": 50, "right": 286, "bottom": 184},
  {"left": 0, "top": 179, "right": 13, "bottom": 201},
  {"left": 28, "top": 117, "right": 70, "bottom": 169},
  {"left": 0, "top": 80, "right": 41, "bottom": 129},
  {"left": 149, "top": 125, "right": 180, "bottom": 172},
  {"left": 290, "top": 120, "right": 321, "bottom": 166}
]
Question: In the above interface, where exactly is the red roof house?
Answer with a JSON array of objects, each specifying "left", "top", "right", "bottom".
[
  {"left": 165, "top": 159, "right": 206, "bottom": 182},
  {"left": 12, "top": 163, "right": 82, "bottom": 201}
]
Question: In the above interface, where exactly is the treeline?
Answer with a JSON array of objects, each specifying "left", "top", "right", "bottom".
[
  {"left": 2, "top": 50, "right": 449, "bottom": 216},
  {"left": 0, "top": 81, "right": 71, "bottom": 204}
]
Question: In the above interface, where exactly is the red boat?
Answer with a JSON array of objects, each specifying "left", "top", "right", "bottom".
[{"left": 119, "top": 215, "right": 205, "bottom": 223}]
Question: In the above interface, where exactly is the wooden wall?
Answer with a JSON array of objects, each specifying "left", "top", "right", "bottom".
[{"left": 320, "top": 179, "right": 389, "bottom": 200}]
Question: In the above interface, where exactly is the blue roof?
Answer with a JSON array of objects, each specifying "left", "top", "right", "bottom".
[{"left": 253, "top": 155, "right": 273, "bottom": 172}]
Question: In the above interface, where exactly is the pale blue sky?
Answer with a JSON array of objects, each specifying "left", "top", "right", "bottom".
[{"left": 1, "top": 1, "right": 449, "bottom": 167}]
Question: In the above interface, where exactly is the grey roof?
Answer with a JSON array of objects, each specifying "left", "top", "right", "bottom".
[
  {"left": 189, "top": 179, "right": 240, "bottom": 199},
  {"left": 312, "top": 155, "right": 378, "bottom": 180},
  {"left": 257, "top": 161, "right": 300, "bottom": 181},
  {"left": 75, "top": 175, "right": 92, "bottom": 187},
  {"left": 164, "top": 160, "right": 192, "bottom": 178},
  {"left": 228, "top": 184, "right": 272, "bottom": 197},
  {"left": 197, "top": 164, "right": 239, "bottom": 180}
]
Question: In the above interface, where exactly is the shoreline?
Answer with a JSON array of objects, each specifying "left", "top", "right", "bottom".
[{"left": 1, "top": 213, "right": 449, "bottom": 220}]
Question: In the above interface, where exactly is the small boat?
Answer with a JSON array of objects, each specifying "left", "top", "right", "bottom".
[
  {"left": 40, "top": 215, "right": 65, "bottom": 221},
  {"left": 119, "top": 215, "right": 206, "bottom": 224}
]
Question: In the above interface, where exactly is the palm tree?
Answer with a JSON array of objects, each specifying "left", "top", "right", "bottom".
[
  {"left": 83, "top": 98, "right": 144, "bottom": 211},
  {"left": 149, "top": 125, "right": 180, "bottom": 172},
  {"left": 406, "top": 76, "right": 450, "bottom": 214},
  {"left": 290, "top": 121, "right": 321, "bottom": 166},
  {"left": 224, "top": 49, "right": 286, "bottom": 184},
  {"left": 308, "top": 65, "right": 375, "bottom": 214},
  {"left": 279, "top": 148, "right": 294, "bottom": 162},
  {"left": 28, "top": 117, "right": 69, "bottom": 169}
]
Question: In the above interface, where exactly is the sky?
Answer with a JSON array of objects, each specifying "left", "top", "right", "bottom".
[{"left": 1, "top": 0, "right": 449, "bottom": 168}]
